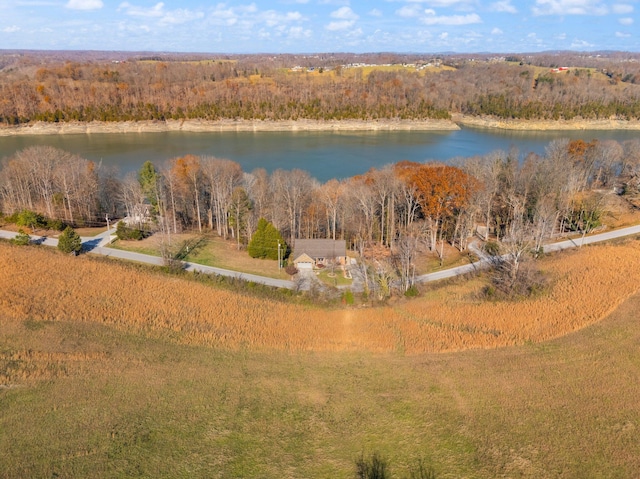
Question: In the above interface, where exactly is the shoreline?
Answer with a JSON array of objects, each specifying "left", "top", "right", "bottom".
[
  {"left": 2, "top": 116, "right": 640, "bottom": 136},
  {"left": 0, "top": 118, "right": 460, "bottom": 136},
  {"left": 452, "top": 114, "right": 640, "bottom": 131}
]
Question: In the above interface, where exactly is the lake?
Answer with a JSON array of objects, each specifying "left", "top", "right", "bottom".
[{"left": 1, "top": 127, "right": 639, "bottom": 182}]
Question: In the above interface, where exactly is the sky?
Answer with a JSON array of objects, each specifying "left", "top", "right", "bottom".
[{"left": 0, "top": 0, "right": 639, "bottom": 53}]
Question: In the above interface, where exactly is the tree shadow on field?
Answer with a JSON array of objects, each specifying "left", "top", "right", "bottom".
[{"left": 173, "top": 236, "right": 207, "bottom": 261}]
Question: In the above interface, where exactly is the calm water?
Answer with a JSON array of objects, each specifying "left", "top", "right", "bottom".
[{"left": 1, "top": 128, "right": 639, "bottom": 182}]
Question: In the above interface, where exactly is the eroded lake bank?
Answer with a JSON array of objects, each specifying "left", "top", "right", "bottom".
[{"left": 3, "top": 116, "right": 640, "bottom": 137}]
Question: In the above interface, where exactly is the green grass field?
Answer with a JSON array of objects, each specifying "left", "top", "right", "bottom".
[
  {"left": 2, "top": 288, "right": 640, "bottom": 478},
  {"left": 109, "top": 233, "right": 290, "bottom": 280}
]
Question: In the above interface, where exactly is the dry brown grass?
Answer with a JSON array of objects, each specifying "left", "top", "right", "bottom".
[{"left": 2, "top": 239, "right": 640, "bottom": 354}]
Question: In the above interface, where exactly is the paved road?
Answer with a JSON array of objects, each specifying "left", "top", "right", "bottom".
[
  {"left": 0, "top": 227, "right": 295, "bottom": 289},
  {"left": 3, "top": 223, "right": 640, "bottom": 289},
  {"left": 541, "top": 224, "right": 640, "bottom": 252},
  {"left": 415, "top": 224, "right": 640, "bottom": 284}
]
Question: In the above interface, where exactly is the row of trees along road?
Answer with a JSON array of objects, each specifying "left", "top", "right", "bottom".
[{"left": 2, "top": 138, "right": 640, "bottom": 294}]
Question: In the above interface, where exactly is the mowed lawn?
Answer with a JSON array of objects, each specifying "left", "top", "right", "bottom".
[{"left": 110, "top": 233, "right": 291, "bottom": 280}]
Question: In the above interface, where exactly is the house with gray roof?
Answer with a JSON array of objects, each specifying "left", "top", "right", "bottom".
[{"left": 292, "top": 239, "right": 347, "bottom": 270}]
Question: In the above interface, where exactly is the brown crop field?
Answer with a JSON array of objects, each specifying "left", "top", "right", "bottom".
[
  {"left": 2, "top": 239, "right": 640, "bottom": 477},
  {"left": 3, "top": 239, "right": 640, "bottom": 353}
]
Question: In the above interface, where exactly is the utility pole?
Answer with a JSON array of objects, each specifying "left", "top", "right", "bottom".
[
  {"left": 105, "top": 214, "right": 110, "bottom": 231},
  {"left": 277, "top": 240, "right": 281, "bottom": 272}
]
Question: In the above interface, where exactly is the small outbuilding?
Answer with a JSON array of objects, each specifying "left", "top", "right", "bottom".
[{"left": 292, "top": 239, "right": 347, "bottom": 270}]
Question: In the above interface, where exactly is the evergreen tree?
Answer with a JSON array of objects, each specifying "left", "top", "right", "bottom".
[
  {"left": 57, "top": 226, "right": 82, "bottom": 255},
  {"left": 137, "top": 160, "right": 159, "bottom": 211},
  {"left": 11, "top": 229, "right": 30, "bottom": 246},
  {"left": 247, "top": 218, "right": 286, "bottom": 260}
]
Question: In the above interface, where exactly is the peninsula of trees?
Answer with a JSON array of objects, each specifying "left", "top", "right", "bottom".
[{"left": 2, "top": 50, "right": 640, "bottom": 126}]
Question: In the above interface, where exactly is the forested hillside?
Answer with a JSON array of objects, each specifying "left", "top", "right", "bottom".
[{"left": 2, "top": 51, "right": 640, "bottom": 124}]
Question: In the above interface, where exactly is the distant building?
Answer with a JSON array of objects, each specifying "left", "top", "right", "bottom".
[{"left": 123, "top": 203, "right": 152, "bottom": 226}]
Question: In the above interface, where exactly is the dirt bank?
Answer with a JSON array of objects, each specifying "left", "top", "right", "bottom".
[
  {"left": 453, "top": 114, "right": 640, "bottom": 131},
  {"left": 0, "top": 118, "right": 460, "bottom": 136},
  {"left": 4, "top": 116, "right": 640, "bottom": 136}
]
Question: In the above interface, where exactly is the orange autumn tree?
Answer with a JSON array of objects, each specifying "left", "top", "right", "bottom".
[
  {"left": 403, "top": 163, "right": 479, "bottom": 251},
  {"left": 171, "top": 155, "right": 203, "bottom": 232}
]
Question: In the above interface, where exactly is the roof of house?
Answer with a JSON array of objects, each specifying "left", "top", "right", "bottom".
[
  {"left": 292, "top": 253, "right": 314, "bottom": 264},
  {"left": 293, "top": 239, "right": 347, "bottom": 260}
]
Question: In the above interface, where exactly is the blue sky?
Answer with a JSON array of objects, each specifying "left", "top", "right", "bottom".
[{"left": 0, "top": 0, "right": 638, "bottom": 53}]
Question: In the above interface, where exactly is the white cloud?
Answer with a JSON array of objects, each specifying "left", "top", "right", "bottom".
[
  {"left": 117, "top": 21, "right": 150, "bottom": 33},
  {"left": 420, "top": 12, "right": 482, "bottom": 25},
  {"left": 490, "top": 1, "right": 517, "bottom": 13},
  {"left": 66, "top": 0, "right": 103, "bottom": 10},
  {"left": 159, "top": 9, "right": 204, "bottom": 25},
  {"left": 612, "top": 4, "right": 633, "bottom": 14},
  {"left": 619, "top": 17, "right": 634, "bottom": 24},
  {"left": 263, "top": 10, "right": 303, "bottom": 27},
  {"left": 532, "top": 0, "right": 609, "bottom": 16},
  {"left": 491, "top": 27, "right": 503, "bottom": 34},
  {"left": 118, "top": 2, "right": 206, "bottom": 26},
  {"left": 615, "top": 31, "right": 631, "bottom": 37},
  {"left": 369, "top": 9, "right": 383, "bottom": 17},
  {"left": 326, "top": 20, "right": 353, "bottom": 30},
  {"left": 204, "top": 3, "right": 306, "bottom": 33},
  {"left": 16, "top": 1, "right": 58, "bottom": 5},
  {"left": 331, "top": 6, "right": 358, "bottom": 20},
  {"left": 393, "top": 0, "right": 472, "bottom": 7},
  {"left": 326, "top": 6, "right": 358, "bottom": 30},
  {"left": 319, "top": 0, "right": 350, "bottom": 5},
  {"left": 2, "top": 25, "right": 21, "bottom": 33},
  {"left": 439, "top": 32, "right": 448, "bottom": 39},
  {"left": 287, "top": 26, "right": 311, "bottom": 39},
  {"left": 571, "top": 39, "right": 594, "bottom": 48},
  {"left": 396, "top": 5, "right": 421, "bottom": 17},
  {"left": 118, "top": 2, "right": 164, "bottom": 17}
]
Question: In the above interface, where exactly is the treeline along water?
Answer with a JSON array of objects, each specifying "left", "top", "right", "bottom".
[{"left": 1, "top": 127, "right": 639, "bottom": 182}]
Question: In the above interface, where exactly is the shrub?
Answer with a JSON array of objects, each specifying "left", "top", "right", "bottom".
[
  {"left": 15, "top": 210, "right": 46, "bottom": 231},
  {"left": 116, "top": 221, "right": 145, "bottom": 241},
  {"left": 284, "top": 264, "right": 298, "bottom": 276},
  {"left": 342, "top": 289, "right": 354, "bottom": 305},
  {"left": 486, "top": 260, "right": 550, "bottom": 300},
  {"left": 57, "top": 226, "right": 82, "bottom": 255},
  {"left": 11, "top": 229, "right": 30, "bottom": 246},
  {"left": 408, "top": 459, "right": 437, "bottom": 479},
  {"left": 45, "top": 218, "right": 66, "bottom": 231},
  {"left": 483, "top": 240, "right": 500, "bottom": 256},
  {"left": 404, "top": 285, "right": 420, "bottom": 297},
  {"left": 355, "top": 452, "right": 389, "bottom": 479}
]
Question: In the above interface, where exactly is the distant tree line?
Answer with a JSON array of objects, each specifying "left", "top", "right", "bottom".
[
  {"left": 2, "top": 52, "right": 640, "bottom": 125},
  {"left": 2, "top": 137, "right": 640, "bottom": 296}
]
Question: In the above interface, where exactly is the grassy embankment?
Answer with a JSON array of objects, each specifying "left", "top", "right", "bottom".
[{"left": 1, "top": 238, "right": 640, "bottom": 477}]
